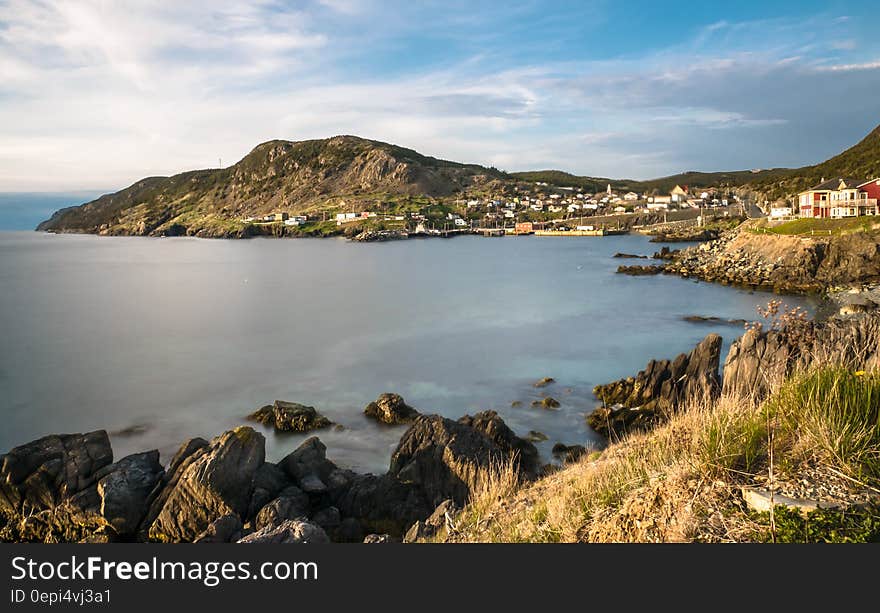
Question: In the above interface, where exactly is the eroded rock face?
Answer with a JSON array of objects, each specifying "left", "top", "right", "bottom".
[
  {"left": 0, "top": 431, "right": 115, "bottom": 542},
  {"left": 146, "top": 427, "right": 265, "bottom": 543},
  {"left": 0, "top": 431, "right": 113, "bottom": 518},
  {"left": 97, "top": 451, "right": 164, "bottom": 537},
  {"left": 589, "top": 334, "right": 722, "bottom": 437},
  {"left": 248, "top": 400, "right": 333, "bottom": 433},
  {"left": 722, "top": 314, "right": 880, "bottom": 401},
  {"left": 363, "top": 393, "right": 420, "bottom": 424},
  {"left": 389, "top": 411, "right": 538, "bottom": 507}
]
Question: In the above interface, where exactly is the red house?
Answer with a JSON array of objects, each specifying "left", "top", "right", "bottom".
[{"left": 798, "top": 178, "right": 879, "bottom": 218}]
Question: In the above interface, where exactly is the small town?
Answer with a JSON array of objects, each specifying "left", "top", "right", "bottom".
[{"left": 237, "top": 173, "right": 879, "bottom": 241}]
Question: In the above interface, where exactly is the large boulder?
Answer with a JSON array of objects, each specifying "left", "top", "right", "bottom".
[
  {"left": 96, "top": 451, "right": 164, "bottom": 537},
  {"left": 248, "top": 400, "right": 333, "bottom": 433},
  {"left": 589, "top": 334, "right": 722, "bottom": 437},
  {"left": 0, "top": 431, "right": 115, "bottom": 542},
  {"left": 237, "top": 519, "right": 329, "bottom": 544},
  {"left": 145, "top": 427, "right": 265, "bottom": 543},
  {"left": 363, "top": 393, "right": 420, "bottom": 424},
  {"left": 0, "top": 430, "right": 113, "bottom": 518},
  {"left": 457, "top": 411, "right": 539, "bottom": 478},
  {"left": 277, "top": 437, "right": 337, "bottom": 494},
  {"left": 389, "top": 411, "right": 537, "bottom": 507}
]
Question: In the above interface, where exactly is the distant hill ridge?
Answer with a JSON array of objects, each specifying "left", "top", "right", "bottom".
[{"left": 37, "top": 124, "right": 880, "bottom": 236}]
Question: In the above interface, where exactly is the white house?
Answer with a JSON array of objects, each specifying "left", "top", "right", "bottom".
[
  {"left": 770, "top": 205, "right": 793, "bottom": 219},
  {"left": 623, "top": 192, "right": 640, "bottom": 201}
]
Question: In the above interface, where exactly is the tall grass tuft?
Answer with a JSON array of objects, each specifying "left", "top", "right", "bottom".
[{"left": 767, "top": 367, "right": 880, "bottom": 480}]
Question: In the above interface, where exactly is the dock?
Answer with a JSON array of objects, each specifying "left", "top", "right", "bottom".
[{"left": 534, "top": 228, "right": 628, "bottom": 237}]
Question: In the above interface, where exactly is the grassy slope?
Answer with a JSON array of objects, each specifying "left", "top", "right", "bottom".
[
  {"left": 748, "top": 125, "right": 880, "bottom": 201},
  {"left": 438, "top": 366, "right": 880, "bottom": 543},
  {"left": 514, "top": 124, "right": 880, "bottom": 200}
]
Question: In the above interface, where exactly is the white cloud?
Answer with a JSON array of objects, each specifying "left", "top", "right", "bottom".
[{"left": 1, "top": 3, "right": 879, "bottom": 190}]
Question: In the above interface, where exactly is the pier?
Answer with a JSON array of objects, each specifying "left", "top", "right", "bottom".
[{"left": 534, "top": 228, "right": 628, "bottom": 237}]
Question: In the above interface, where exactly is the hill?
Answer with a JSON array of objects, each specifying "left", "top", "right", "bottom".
[
  {"left": 748, "top": 124, "right": 880, "bottom": 201},
  {"left": 37, "top": 136, "right": 509, "bottom": 237}
]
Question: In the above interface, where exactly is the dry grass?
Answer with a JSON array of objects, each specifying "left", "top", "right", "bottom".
[{"left": 441, "top": 364, "right": 880, "bottom": 543}]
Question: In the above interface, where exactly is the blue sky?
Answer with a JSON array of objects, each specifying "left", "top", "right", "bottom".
[{"left": 1, "top": 0, "right": 879, "bottom": 192}]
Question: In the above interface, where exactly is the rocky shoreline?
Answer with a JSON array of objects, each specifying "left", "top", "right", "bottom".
[
  {"left": 618, "top": 223, "right": 880, "bottom": 294},
  {"left": 4, "top": 311, "right": 880, "bottom": 544},
  {"left": 0, "top": 403, "right": 541, "bottom": 544}
]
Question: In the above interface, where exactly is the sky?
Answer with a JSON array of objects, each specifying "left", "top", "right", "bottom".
[{"left": 1, "top": 0, "right": 880, "bottom": 193}]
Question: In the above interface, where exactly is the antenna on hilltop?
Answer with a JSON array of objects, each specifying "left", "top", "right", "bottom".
[{"left": 219, "top": 158, "right": 222, "bottom": 169}]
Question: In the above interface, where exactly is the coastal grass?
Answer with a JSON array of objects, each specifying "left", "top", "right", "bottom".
[
  {"left": 757, "top": 217, "right": 880, "bottom": 237},
  {"left": 444, "top": 365, "right": 880, "bottom": 543}
]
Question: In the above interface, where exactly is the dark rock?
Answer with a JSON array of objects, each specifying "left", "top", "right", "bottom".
[
  {"left": 194, "top": 514, "right": 243, "bottom": 543},
  {"left": 255, "top": 486, "right": 310, "bottom": 530},
  {"left": 684, "top": 315, "right": 748, "bottom": 326},
  {"left": 96, "top": 451, "right": 164, "bottom": 537},
  {"left": 363, "top": 393, "right": 420, "bottom": 425},
  {"left": 0, "top": 430, "right": 113, "bottom": 518},
  {"left": 590, "top": 333, "right": 722, "bottom": 437},
  {"left": 403, "top": 499, "right": 458, "bottom": 543},
  {"left": 146, "top": 427, "right": 265, "bottom": 543},
  {"left": 551, "top": 443, "right": 587, "bottom": 464},
  {"left": 617, "top": 265, "right": 665, "bottom": 276},
  {"left": 246, "top": 462, "right": 290, "bottom": 521},
  {"left": 653, "top": 247, "right": 679, "bottom": 260},
  {"left": 531, "top": 397, "right": 560, "bottom": 409},
  {"left": 457, "top": 411, "right": 539, "bottom": 478},
  {"left": 0, "top": 431, "right": 115, "bottom": 542},
  {"left": 277, "top": 437, "right": 337, "bottom": 494},
  {"left": 248, "top": 400, "right": 333, "bottom": 433},
  {"left": 237, "top": 519, "right": 329, "bottom": 544},
  {"left": 533, "top": 377, "right": 555, "bottom": 387},
  {"left": 613, "top": 253, "right": 648, "bottom": 259},
  {"left": 525, "top": 431, "right": 548, "bottom": 442},
  {"left": 330, "top": 473, "right": 430, "bottom": 536},
  {"left": 389, "top": 412, "right": 538, "bottom": 508},
  {"left": 510, "top": 401, "right": 523, "bottom": 407},
  {"left": 312, "top": 506, "right": 341, "bottom": 530},
  {"left": 335, "top": 517, "right": 364, "bottom": 543}
]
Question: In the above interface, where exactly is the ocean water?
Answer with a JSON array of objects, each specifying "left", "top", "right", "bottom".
[{"left": 0, "top": 231, "right": 815, "bottom": 474}]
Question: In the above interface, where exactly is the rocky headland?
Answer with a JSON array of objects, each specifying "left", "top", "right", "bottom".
[{"left": 620, "top": 222, "right": 880, "bottom": 294}]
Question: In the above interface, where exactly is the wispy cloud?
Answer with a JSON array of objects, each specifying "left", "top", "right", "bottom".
[{"left": 1, "top": 2, "right": 879, "bottom": 190}]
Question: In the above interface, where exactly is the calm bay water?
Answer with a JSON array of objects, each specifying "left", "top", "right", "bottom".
[{"left": 0, "top": 231, "right": 814, "bottom": 473}]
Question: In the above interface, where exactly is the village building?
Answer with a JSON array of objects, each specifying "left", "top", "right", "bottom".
[
  {"left": 623, "top": 192, "right": 640, "bottom": 201},
  {"left": 798, "top": 178, "right": 879, "bottom": 218},
  {"left": 670, "top": 185, "right": 689, "bottom": 203}
]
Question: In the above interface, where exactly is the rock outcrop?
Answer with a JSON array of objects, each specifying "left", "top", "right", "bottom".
[
  {"left": 248, "top": 400, "right": 333, "bottom": 433},
  {"left": 389, "top": 411, "right": 539, "bottom": 507},
  {"left": 589, "top": 334, "right": 722, "bottom": 437},
  {"left": 722, "top": 314, "right": 880, "bottom": 401},
  {"left": 660, "top": 226, "right": 880, "bottom": 293},
  {"left": 0, "top": 431, "right": 118, "bottom": 542},
  {"left": 146, "top": 427, "right": 265, "bottom": 542},
  {"left": 363, "top": 393, "right": 420, "bottom": 424}
]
